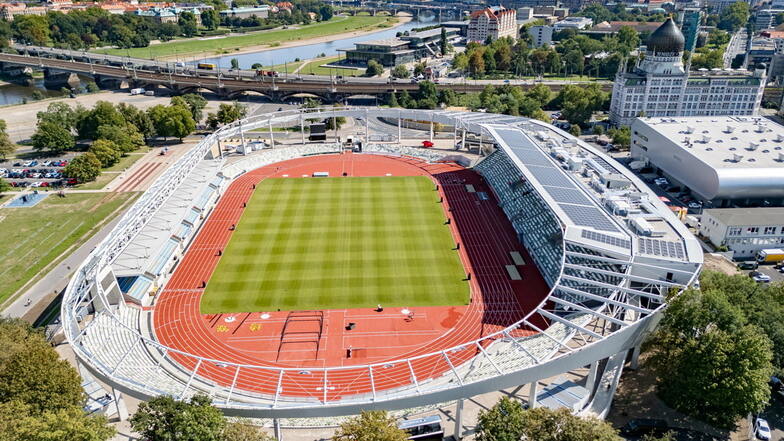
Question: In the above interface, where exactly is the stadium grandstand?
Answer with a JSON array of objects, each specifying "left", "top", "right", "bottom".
[{"left": 63, "top": 108, "right": 702, "bottom": 431}]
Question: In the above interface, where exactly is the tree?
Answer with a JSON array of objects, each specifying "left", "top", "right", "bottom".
[
  {"left": 77, "top": 101, "right": 124, "bottom": 140},
  {"left": 608, "top": 125, "right": 630, "bottom": 149},
  {"left": 0, "top": 120, "right": 16, "bottom": 160},
  {"left": 325, "top": 115, "right": 346, "bottom": 130},
  {"left": 173, "top": 94, "right": 208, "bottom": 122},
  {"left": 131, "top": 395, "right": 225, "bottom": 441},
  {"left": 476, "top": 396, "right": 527, "bottom": 441},
  {"left": 178, "top": 11, "right": 198, "bottom": 37},
  {"left": 477, "top": 397, "right": 620, "bottom": 441},
  {"left": 31, "top": 121, "right": 75, "bottom": 154},
  {"left": 391, "top": 65, "right": 410, "bottom": 78},
  {"left": 11, "top": 15, "right": 50, "bottom": 45},
  {"left": 0, "top": 178, "right": 10, "bottom": 193},
  {"left": 215, "top": 102, "right": 246, "bottom": 124},
  {"left": 399, "top": 90, "right": 415, "bottom": 108},
  {"left": 37, "top": 102, "right": 77, "bottom": 131},
  {"left": 468, "top": 50, "right": 485, "bottom": 76},
  {"left": 526, "top": 84, "right": 552, "bottom": 107},
  {"left": 365, "top": 59, "right": 384, "bottom": 77},
  {"left": 593, "top": 124, "right": 604, "bottom": 135},
  {"left": 0, "top": 319, "right": 84, "bottom": 415},
  {"left": 616, "top": 25, "right": 640, "bottom": 54},
  {"left": 569, "top": 124, "right": 581, "bottom": 137},
  {"left": 221, "top": 420, "right": 275, "bottom": 441},
  {"left": 649, "top": 286, "right": 773, "bottom": 429},
  {"left": 318, "top": 4, "right": 334, "bottom": 21},
  {"left": 557, "top": 84, "right": 606, "bottom": 126},
  {"left": 0, "top": 401, "right": 115, "bottom": 441},
  {"left": 332, "top": 410, "right": 408, "bottom": 441},
  {"left": 691, "top": 48, "right": 724, "bottom": 69},
  {"left": 64, "top": 152, "right": 102, "bottom": 183},
  {"left": 148, "top": 104, "right": 196, "bottom": 140},
  {"left": 718, "top": 1, "right": 750, "bottom": 31},
  {"left": 117, "top": 103, "right": 155, "bottom": 141},
  {"left": 417, "top": 81, "right": 438, "bottom": 104},
  {"left": 201, "top": 9, "right": 220, "bottom": 30},
  {"left": 699, "top": 271, "right": 784, "bottom": 375},
  {"left": 414, "top": 62, "right": 427, "bottom": 77},
  {"left": 89, "top": 139, "right": 122, "bottom": 167},
  {"left": 230, "top": 58, "right": 240, "bottom": 70},
  {"left": 0, "top": 318, "right": 114, "bottom": 441},
  {"left": 387, "top": 92, "right": 399, "bottom": 107},
  {"left": 97, "top": 124, "right": 144, "bottom": 154},
  {"left": 440, "top": 27, "right": 448, "bottom": 55}
]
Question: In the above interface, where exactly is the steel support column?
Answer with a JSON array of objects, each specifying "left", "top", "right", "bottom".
[
  {"left": 112, "top": 387, "right": 129, "bottom": 421},
  {"left": 630, "top": 345, "right": 641, "bottom": 370},
  {"left": 528, "top": 381, "right": 539, "bottom": 408},
  {"left": 273, "top": 418, "right": 282, "bottom": 440},
  {"left": 454, "top": 398, "right": 464, "bottom": 440}
]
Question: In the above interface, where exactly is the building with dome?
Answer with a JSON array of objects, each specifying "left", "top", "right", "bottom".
[{"left": 609, "top": 18, "right": 766, "bottom": 127}]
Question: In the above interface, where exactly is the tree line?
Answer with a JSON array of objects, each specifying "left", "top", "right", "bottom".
[
  {"left": 453, "top": 29, "right": 638, "bottom": 80},
  {"left": 0, "top": 0, "right": 334, "bottom": 49},
  {"left": 385, "top": 81, "right": 608, "bottom": 129},
  {"left": 28, "top": 96, "right": 245, "bottom": 185}
]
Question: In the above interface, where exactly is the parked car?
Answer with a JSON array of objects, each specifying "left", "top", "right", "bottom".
[
  {"left": 621, "top": 419, "right": 668, "bottom": 436},
  {"left": 749, "top": 271, "right": 771, "bottom": 283},
  {"left": 754, "top": 417, "right": 771, "bottom": 440},
  {"left": 688, "top": 202, "right": 702, "bottom": 210},
  {"left": 738, "top": 261, "right": 759, "bottom": 270}
]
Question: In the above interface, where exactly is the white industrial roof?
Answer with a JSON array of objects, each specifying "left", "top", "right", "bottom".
[
  {"left": 635, "top": 116, "right": 784, "bottom": 169},
  {"left": 703, "top": 207, "right": 784, "bottom": 226}
]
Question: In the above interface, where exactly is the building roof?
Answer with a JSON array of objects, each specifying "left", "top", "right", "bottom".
[
  {"left": 356, "top": 37, "right": 409, "bottom": 48},
  {"left": 590, "top": 20, "right": 663, "bottom": 33},
  {"left": 220, "top": 5, "right": 269, "bottom": 14},
  {"left": 634, "top": 116, "right": 784, "bottom": 169},
  {"left": 703, "top": 207, "right": 784, "bottom": 226},
  {"left": 470, "top": 5, "right": 515, "bottom": 20},
  {"left": 647, "top": 18, "right": 685, "bottom": 54}
]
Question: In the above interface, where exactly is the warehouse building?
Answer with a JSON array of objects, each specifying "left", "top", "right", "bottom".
[
  {"left": 699, "top": 208, "right": 784, "bottom": 259},
  {"left": 630, "top": 116, "right": 784, "bottom": 207}
]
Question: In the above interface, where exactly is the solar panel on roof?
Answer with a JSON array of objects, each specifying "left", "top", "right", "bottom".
[
  {"left": 546, "top": 187, "right": 593, "bottom": 206},
  {"left": 638, "top": 238, "right": 685, "bottom": 259},
  {"left": 526, "top": 166, "right": 576, "bottom": 188},
  {"left": 560, "top": 205, "right": 619, "bottom": 232},
  {"left": 581, "top": 230, "right": 631, "bottom": 249}
]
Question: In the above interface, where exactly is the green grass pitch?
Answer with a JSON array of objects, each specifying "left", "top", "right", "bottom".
[{"left": 200, "top": 176, "right": 470, "bottom": 314}]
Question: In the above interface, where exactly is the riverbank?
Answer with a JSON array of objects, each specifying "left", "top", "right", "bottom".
[{"left": 96, "top": 15, "right": 408, "bottom": 61}]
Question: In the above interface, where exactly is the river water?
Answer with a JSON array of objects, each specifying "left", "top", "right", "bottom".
[
  {"left": 196, "top": 17, "right": 432, "bottom": 70},
  {"left": 0, "top": 17, "right": 432, "bottom": 105}
]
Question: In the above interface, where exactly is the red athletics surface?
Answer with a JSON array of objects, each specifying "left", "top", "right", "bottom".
[{"left": 152, "top": 152, "right": 551, "bottom": 400}]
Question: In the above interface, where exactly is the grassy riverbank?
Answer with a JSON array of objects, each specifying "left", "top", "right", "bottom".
[{"left": 95, "top": 15, "right": 396, "bottom": 60}]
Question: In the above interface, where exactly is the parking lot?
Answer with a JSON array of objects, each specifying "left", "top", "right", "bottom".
[{"left": 0, "top": 156, "right": 77, "bottom": 189}]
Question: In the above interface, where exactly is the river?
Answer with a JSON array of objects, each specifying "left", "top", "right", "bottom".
[{"left": 196, "top": 17, "right": 434, "bottom": 70}]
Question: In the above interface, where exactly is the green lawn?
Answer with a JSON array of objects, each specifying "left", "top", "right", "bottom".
[
  {"left": 0, "top": 192, "right": 137, "bottom": 305},
  {"left": 298, "top": 56, "right": 362, "bottom": 76},
  {"left": 201, "top": 176, "right": 469, "bottom": 313},
  {"left": 96, "top": 16, "right": 395, "bottom": 59}
]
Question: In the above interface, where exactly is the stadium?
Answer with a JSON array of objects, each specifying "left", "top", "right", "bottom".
[{"left": 63, "top": 107, "right": 703, "bottom": 423}]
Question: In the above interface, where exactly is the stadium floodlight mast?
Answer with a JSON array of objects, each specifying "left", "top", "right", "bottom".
[{"left": 62, "top": 107, "right": 702, "bottom": 427}]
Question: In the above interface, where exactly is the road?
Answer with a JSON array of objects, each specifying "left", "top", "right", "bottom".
[{"left": 723, "top": 28, "right": 747, "bottom": 68}]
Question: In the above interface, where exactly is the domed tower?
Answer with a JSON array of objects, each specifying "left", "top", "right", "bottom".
[{"left": 637, "top": 18, "right": 686, "bottom": 75}]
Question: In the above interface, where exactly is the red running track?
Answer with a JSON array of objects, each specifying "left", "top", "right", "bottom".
[{"left": 152, "top": 152, "right": 551, "bottom": 401}]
